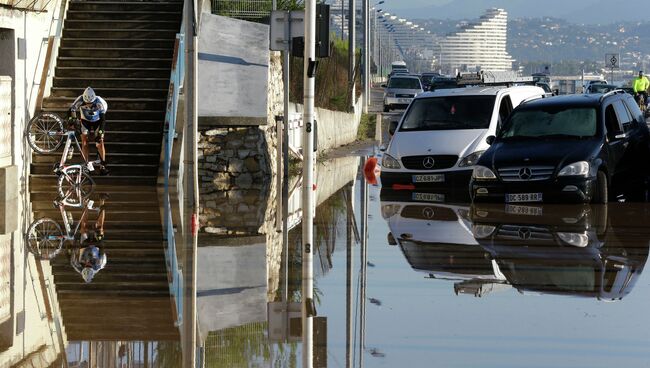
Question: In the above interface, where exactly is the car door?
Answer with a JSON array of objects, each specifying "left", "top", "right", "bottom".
[
  {"left": 495, "top": 94, "right": 513, "bottom": 134},
  {"left": 604, "top": 102, "right": 627, "bottom": 176}
]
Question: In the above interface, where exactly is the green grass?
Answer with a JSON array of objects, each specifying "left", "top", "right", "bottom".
[{"left": 356, "top": 113, "right": 377, "bottom": 141}]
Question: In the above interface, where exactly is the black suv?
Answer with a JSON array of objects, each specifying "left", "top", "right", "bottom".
[{"left": 470, "top": 91, "right": 650, "bottom": 204}]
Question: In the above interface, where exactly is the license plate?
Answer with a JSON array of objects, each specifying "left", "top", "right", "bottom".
[
  {"left": 398, "top": 98, "right": 411, "bottom": 103},
  {"left": 505, "top": 193, "right": 543, "bottom": 203},
  {"left": 412, "top": 174, "right": 445, "bottom": 183},
  {"left": 412, "top": 192, "right": 445, "bottom": 202},
  {"left": 505, "top": 204, "right": 543, "bottom": 216}
]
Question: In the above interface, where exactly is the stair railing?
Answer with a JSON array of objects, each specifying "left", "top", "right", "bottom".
[{"left": 162, "top": 31, "right": 185, "bottom": 327}]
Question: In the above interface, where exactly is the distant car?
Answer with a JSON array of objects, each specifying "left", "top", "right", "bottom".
[
  {"left": 585, "top": 83, "right": 619, "bottom": 94},
  {"left": 382, "top": 76, "right": 423, "bottom": 112},
  {"left": 420, "top": 72, "right": 442, "bottom": 90},
  {"left": 471, "top": 91, "right": 650, "bottom": 204},
  {"left": 428, "top": 77, "right": 458, "bottom": 91}
]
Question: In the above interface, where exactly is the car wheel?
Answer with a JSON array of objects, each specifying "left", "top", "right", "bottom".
[
  {"left": 592, "top": 171, "right": 608, "bottom": 204},
  {"left": 383, "top": 105, "right": 390, "bottom": 112}
]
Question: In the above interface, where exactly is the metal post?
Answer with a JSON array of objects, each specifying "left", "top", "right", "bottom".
[
  {"left": 345, "top": 184, "right": 353, "bottom": 368},
  {"left": 359, "top": 158, "right": 369, "bottom": 368},
  {"left": 302, "top": 0, "right": 316, "bottom": 366},
  {"left": 183, "top": 0, "right": 199, "bottom": 365},
  {"left": 348, "top": 0, "right": 356, "bottom": 108},
  {"left": 277, "top": 11, "right": 291, "bottom": 232},
  {"left": 362, "top": 0, "right": 369, "bottom": 113}
]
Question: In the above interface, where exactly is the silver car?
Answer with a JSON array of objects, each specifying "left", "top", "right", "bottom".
[{"left": 383, "top": 76, "right": 423, "bottom": 112}]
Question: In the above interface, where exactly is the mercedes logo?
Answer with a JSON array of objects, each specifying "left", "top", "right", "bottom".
[
  {"left": 518, "top": 167, "right": 532, "bottom": 180},
  {"left": 422, "top": 207, "right": 435, "bottom": 219},
  {"left": 518, "top": 227, "right": 532, "bottom": 240},
  {"left": 422, "top": 156, "right": 435, "bottom": 169}
]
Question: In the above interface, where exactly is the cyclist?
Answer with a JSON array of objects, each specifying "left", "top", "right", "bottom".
[
  {"left": 70, "top": 198, "right": 107, "bottom": 283},
  {"left": 69, "top": 87, "right": 109, "bottom": 175},
  {"left": 632, "top": 71, "right": 649, "bottom": 109}
]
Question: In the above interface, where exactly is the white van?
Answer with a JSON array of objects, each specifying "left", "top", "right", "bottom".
[{"left": 380, "top": 85, "right": 546, "bottom": 188}]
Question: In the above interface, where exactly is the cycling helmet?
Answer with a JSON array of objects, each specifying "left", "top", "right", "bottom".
[
  {"left": 82, "top": 87, "right": 96, "bottom": 104},
  {"left": 81, "top": 267, "right": 95, "bottom": 283}
]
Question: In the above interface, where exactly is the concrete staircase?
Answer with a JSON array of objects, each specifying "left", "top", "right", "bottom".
[
  {"left": 30, "top": 187, "right": 179, "bottom": 341},
  {"left": 32, "top": 0, "right": 183, "bottom": 186}
]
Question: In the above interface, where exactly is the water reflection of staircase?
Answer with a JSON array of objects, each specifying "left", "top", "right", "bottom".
[{"left": 30, "top": 187, "right": 179, "bottom": 341}]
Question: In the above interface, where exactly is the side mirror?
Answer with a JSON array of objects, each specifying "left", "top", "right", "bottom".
[
  {"left": 486, "top": 135, "right": 496, "bottom": 145},
  {"left": 381, "top": 84, "right": 387, "bottom": 88},
  {"left": 387, "top": 232, "right": 397, "bottom": 246},
  {"left": 389, "top": 121, "right": 398, "bottom": 136},
  {"left": 613, "top": 131, "right": 627, "bottom": 140}
]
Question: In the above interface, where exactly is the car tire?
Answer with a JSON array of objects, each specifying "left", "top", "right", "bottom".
[
  {"left": 383, "top": 105, "right": 390, "bottom": 112},
  {"left": 592, "top": 171, "right": 608, "bottom": 204}
]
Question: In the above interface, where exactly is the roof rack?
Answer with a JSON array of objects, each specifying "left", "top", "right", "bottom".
[
  {"left": 599, "top": 89, "right": 626, "bottom": 102},
  {"left": 520, "top": 94, "right": 546, "bottom": 105},
  {"left": 456, "top": 70, "right": 534, "bottom": 86}
]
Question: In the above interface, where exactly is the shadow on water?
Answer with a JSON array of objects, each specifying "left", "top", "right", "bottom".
[{"left": 380, "top": 188, "right": 650, "bottom": 300}]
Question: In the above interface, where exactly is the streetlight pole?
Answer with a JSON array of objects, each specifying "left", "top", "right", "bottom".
[
  {"left": 363, "top": 0, "right": 369, "bottom": 113},
  {"left": 348, "top": 0, "right": 356, "bottom": 109}
]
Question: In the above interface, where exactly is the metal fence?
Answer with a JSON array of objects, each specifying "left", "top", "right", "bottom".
[
  {"left": 0, "top": 0, "right": 52, "bottom": 12},
  {"left": 211, "top": 0, "right": 273, "bottom": 20}
]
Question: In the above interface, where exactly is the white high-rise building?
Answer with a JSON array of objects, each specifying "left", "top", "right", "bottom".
[{"left": 439, "top": 8, "right": 514, "bottom": 73}]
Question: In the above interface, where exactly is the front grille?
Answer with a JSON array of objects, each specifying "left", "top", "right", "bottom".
[
  {"left": 400, "top": 205, "right": 457, "bottom": 221},
  {"left": 401, "top": 155, "right": 458, "bottom": 170},
  {"left": 396, "top": 94, "right": 415, "bottom": 98},
  {"left": 496, "top": 225, "right": 554, "bottom": 242},
  {"left": 497, "top": 166, "right": 554, "bottom": 182}
]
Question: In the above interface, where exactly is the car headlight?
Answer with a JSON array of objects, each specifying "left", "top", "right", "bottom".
[
  {"left": 472, "top": 224, "right": 496, "bottom": 239},
  {"left": 382, "top": 154, "right": 401, "bottom": 169},
  {"left": 558, "top": 232, "right": 589, "bottom": 247},
  {"left": 558, "top": 161, "right": 590, "bottom": 177},
  {"left": 381, "top": 204, "right": 401, "bottom": 219},
  {"left": 385, "top": 93, "right": 396, "bottom": 98},
  {"left": 472, "top": 165, "right": 497, "bottom": 180},
  {"left": 459, "top": 150, "right": 485, "bottom": 167}
]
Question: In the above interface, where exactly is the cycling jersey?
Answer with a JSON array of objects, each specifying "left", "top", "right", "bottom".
[{"left": 70, "top": 95, "right": 108, "bottom": 117}]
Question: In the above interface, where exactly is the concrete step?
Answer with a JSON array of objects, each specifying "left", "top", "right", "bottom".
[
  {"left": 68, "top": 1, "right": 183, "bottom": 12},
  {"left": 31, "top": 163, "right": 159, "bottom": 176},
  {"left": 32, "top": 152, "right": 159, "bottom": 165},
  {"left": 51, "top": 87, "right": 168, "bottom": 99},
  {"left": 31, "top": 139, "right": 161, "bottom": 154},
  {"left": 63, "top": 28, "right": 177, "bottom": 40},
  {"left": 65, "top": 19, "right": 180, "bottom": 30},
  {"left": 58, "top": 47, "right": 173, "bottom": 58},
  {"left": 61, "top": 38, "right": 174, "bottom": 49},
  {"left": 57, "top": 57, "right": 172, "bottom": 69},
  {"left": 42, "top": 106, "right": 165, "bottom": 120},
  {"left": 66, "top": 10, "right": 181, "bottom": 21},
  {"left": 52, "top": 77, "right": 169, "bottom": 89},
  {"left": 54, "top": 66, "right": 170, "bottom": 79},
  {"left": 43, "top": 96, "right": 167, "bottom": 110},
  {"left": 30, "top": 174, "right": 157, "bottom": 186}
]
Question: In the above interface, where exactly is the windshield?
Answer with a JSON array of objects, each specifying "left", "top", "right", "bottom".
[
  {"left": 400, "top": 96, "right": 496, "bottom": 131},
  {"left": 392, "top": 64, "right": 407, "bottom": 70},
  {"left": 500, "top": 107, "right": 597, "bottom": 139},
  {"left": 388, "top": 78, "right": 421, "bottom": 89}
]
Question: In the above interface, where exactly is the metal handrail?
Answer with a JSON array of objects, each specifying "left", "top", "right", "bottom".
[{"left": 161, "top": 31, "right": 185, "bottom": 327}]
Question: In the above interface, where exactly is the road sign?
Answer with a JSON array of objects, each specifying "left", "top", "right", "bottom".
[
  {"left": 270, "top": 10, "right": 305, "bottom": 51},
  {"left": 606, "top": 53, "right": 620, "bottom": 69}
]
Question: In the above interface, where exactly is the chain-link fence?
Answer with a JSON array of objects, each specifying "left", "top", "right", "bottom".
[{"left": 211, "top": 0, "right": 304, "bottom": 22}]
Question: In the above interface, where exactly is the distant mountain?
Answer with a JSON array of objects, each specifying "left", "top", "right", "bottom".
[{"left": 394, "top": 0, "right": 646, "bottom": 24}]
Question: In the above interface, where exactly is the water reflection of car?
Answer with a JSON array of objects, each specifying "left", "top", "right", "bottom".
[
  {"left": 381, "top": 189, "right": 508, "bottom": 296},
  {"left": 470, "top": 203, "right": 650, "bottom": 300}
]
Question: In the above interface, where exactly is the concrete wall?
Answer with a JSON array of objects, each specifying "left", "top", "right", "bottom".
[
  {"left": 0, "top": 0, "right": 64, "bottom": 190},
  {"left": 198, "top": 13, "right": 269, "bottom": 126}
]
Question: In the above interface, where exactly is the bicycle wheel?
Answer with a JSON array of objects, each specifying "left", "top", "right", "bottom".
[
  {"left": 26, "top": 218, "right": 64, "bottom": 260},
  {"left": 27, "top": 112, "right": 65, "bottom": 154},
  {"left": 57, "top": 166, "right": 95, "bottom": 203}
]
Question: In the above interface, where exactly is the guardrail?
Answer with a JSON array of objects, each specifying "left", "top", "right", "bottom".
[{"left": 162, "top": 32, "right": 185, "bottom": 327}]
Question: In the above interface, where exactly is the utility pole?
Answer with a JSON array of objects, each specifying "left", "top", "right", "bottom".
[
  {"left": 348, "top": 0, "right": 356, "bottom": 108},
  {"left": 302, "top": 0, "right": 316, "bottom": 366}
]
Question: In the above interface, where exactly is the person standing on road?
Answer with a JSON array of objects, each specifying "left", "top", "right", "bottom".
[
  {"left": 632, "top": 71, "right": 649, "bottom": 108},
  {"left": 69, "top": 87, "right": 109, "bottom": 175}
]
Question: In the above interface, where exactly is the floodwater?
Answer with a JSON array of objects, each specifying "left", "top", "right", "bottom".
[{"left": 4, "top": 148, "right": 650, "bottom": 367}]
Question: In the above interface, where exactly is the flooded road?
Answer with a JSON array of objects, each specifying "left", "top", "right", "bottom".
[{"left": 5, "top": 148, "right": 650, "bottom": 367}]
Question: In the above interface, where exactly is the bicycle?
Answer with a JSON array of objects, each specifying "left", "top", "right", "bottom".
[
  {"left": 26, "top": 111, "right": 99, "bottom": 200},
  {"left": 25, "top": 190, "right": 103, "bottom": 260}
]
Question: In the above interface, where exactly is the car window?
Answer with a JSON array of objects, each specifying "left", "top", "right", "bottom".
[
  {"left": 605, "top": 104, "right": 622, "bottom": 134},
  {"left": 500, "top": 107, "right": 597, "bottom": 138},
  {"left": 399, "top": 96, "right": 496, "bottom": 132},
  {"left": 613, "top": 100, "right": 634, "bottom": 133},
  {"left": 497, "top": 95, "right": 513, "bottom": 132},
  {"left": 623, "top": 96, "right": 643, "bottom": 124},
  {"left": 388, "top": 78, "right": 421, "bottom": 89}
]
